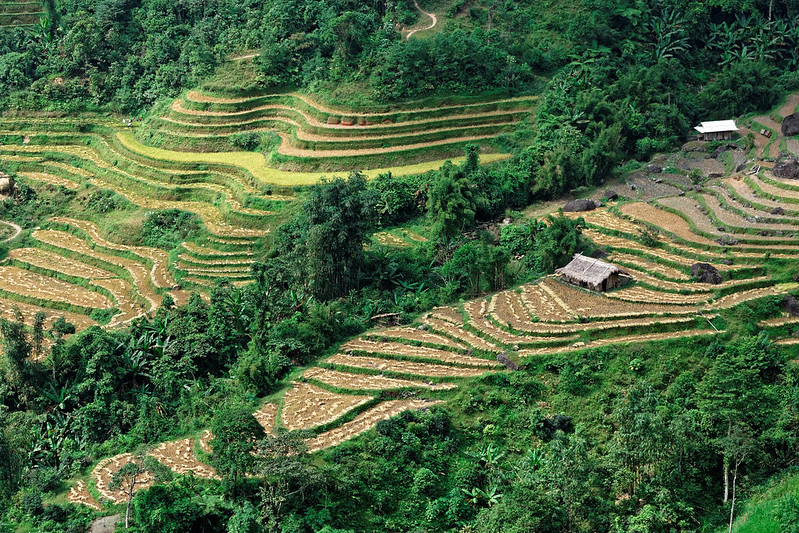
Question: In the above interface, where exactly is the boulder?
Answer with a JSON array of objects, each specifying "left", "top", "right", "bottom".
[
  {"left": 785, "top": 295, "right": 799, "bottom": 317},
  {"left": 563, "top": 198, "right": 597, "bottom": 212},
  {"left": 691, "top": 262, "right": 723, "bottom": 284},
  {"left": 773, "top": 155, "right": 799, "bottom": 180},
  {"left": 782, "top": 113, "right": 799, "bottom": 137},
  {"left": 647, "top": 164, "right": 663, "bottom": 174},
  {"left": 605, "top": 189, "right": 619, "bottom": 200},
  {"left": 496, "top": 352, "right": 519, "bottom": 371},
  {"left": 0, "top": 176, "right": 13, "bottom": 195},
  {"left": 771, "top": 206, "right": 785, "bottom": 215},
  {"left": 682, "top": 140, "right": 707, "bottom": 152}
]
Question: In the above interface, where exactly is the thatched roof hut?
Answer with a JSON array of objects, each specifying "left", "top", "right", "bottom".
[{"left": 556, "top": 253, "right": 630, "bottom": 291}]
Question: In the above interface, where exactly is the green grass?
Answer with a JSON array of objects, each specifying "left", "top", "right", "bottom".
[{"left": 727, "top": 469, "right": 799, "bottom": 533}]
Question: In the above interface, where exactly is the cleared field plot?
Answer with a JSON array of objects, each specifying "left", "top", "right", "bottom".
[
  {"left": 281, "top": 382, "right": 372, "bottom": 431},
  {"left": 303, "top": 367, "right": 456, "bottom": 391},
  {"left": 149, "top": 438, "right": 217, "bottom": 479},
  {"left": 711, "top": 185, "right": 799, "bottom": 222},
  {"left": 117, "top": 131, "right": 510, "bottom": 186},
  {"left": 519, "top": 329, "right": 721, "bottom": 357},
  {"left": 608, "top": 252, "right": 690, "bottom": 280},
  {"left": 253, "top": 403, "right": 278, "bottom": 433},
  {"left": 419, "top": 316, "right": 502, "bottom": 352},
  {"left": 465, "top": 299, "right": 537, "bottom": 345},
  {"left": 607, "top": 286, "right": 712, "bottom": 305},
  {"left": 343, "top": 339, "right": 499, "bottom": 367},
  {"left": 17, "top": 171, "right": 81, "bottom": 190},
  {"left": 177, "top": 253, "right": 253, "bottom": 266},
  {"left": 702, "top": 193, "right": 795, "bottom": 233},
  {"left": 0, "top": 266, "right": 111, "bottom": 309},
  {"left": 429, "top": 306, "right": 465, "bottom": 325},
  {"left": 182, "top": 242, "right": 254, "bottom": 257},
  {"left": 92, "top": 453, "right": 155, "bottom": 504},
  {"left": 490, "top": 291, "right": 537, "bottom": 330},
  {"left": 621, "top": 201, "right": 718, "bottom": 245},
  {"left": 306, "top": 399, "right": 442, "bottom": 453},
  {"left": 758, "top": 316, "right": 799, "bottom": 327},
  {"left": 519, "top": 283, "right": 573, "bottom": 322},
  {"left": 706, "top": 284, "right": 793, "bottom": 310},
  {"left": 326, "top": 353, "right": 491, "bottom": 378},
  {"left": 66, "top": 481, "right": 101, "bottom": 511},
  {"left": 540, "top": 278, "right": 697, "bottom": 318},
  {"left": 91, "top": 278, "right": 144, "bottom": 327},
  {"left": 51, "top": 217, "right": 177, "bottom": 289},
  {"left": 8, "top": 248, "right": 115, "bottom": 279},
  {"left": 0, "top": 297, "right": 97, "bottom": 331},
  {"left": 365, "top": 326, "right": 467, "bottom": 349},
  {"left": 581, "top": 228, "right": 736, "bottom": 265},
  {"left": 656, "top": 196, "right": 723, "bottom": 238},
  {"left": 578, "top": 209, "right": 649, "bottom": 236},
  {"left": 33, "top": 229, "right": 160, "bottom": 314}
]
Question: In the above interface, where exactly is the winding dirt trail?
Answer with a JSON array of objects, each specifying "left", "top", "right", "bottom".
[
  {"left": 403, "top": 0, "right": 437, "bottom": 40},
  {"left": 0, "top": 220, "right": 21, "bottom": 243}
]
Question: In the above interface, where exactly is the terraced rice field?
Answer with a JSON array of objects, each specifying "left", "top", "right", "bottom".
[
  {"left": 0, "top": 0, "right": 42, "bottom": 27},
  {"left": 66, "top": 188, "right": 799, "bottom": 510},
  {"left": 143, "top": 87, "right": 534, "bottom": 173},
  {"left": 51, "top": 89, "right": 799, "bottom": 511},
  {"left": 281, "top": 382, "right": 372, "bottom": 431}
]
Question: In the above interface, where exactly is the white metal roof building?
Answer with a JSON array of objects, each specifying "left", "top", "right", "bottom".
[{"left": 694, "top": 120, "right": 738, "bottom": 140}]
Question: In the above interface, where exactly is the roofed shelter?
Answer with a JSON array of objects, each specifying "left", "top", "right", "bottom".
[
  {"left": 694, "top": 120, "right": 738, "bottom": 141},
  {"left": 556, "top": 254, "right": 630, "bottom": 292}
]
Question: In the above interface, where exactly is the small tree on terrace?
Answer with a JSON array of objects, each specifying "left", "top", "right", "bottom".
[
  {"left": 108, "top": 452, "right": 171, "bottom": 529},
  {"left": 210, "top": 404, "right": 266, "bottom": 493}
]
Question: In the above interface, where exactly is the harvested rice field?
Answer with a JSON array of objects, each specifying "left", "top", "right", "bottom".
[
  {"left": 303, "top": 367, "right": 457, "bottom": 391},
  {"left": 280, "top": 382, "right": 373, "bottom": 431}
]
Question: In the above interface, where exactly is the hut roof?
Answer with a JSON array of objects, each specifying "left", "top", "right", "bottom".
[
  {"left": 556, "top": 254, "right": 627, "bottom": 285},
  {"left": 694, "top": 120, "right": 738, "bottom": 134}
]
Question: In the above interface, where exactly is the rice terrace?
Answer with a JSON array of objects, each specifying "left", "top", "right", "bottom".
[{"left": 2, "top": 1, "right": 799, "bottom": 531}]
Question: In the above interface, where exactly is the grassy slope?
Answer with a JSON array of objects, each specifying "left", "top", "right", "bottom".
[{"left": 727, "top": 469, "right": 799, "bottom": 533}]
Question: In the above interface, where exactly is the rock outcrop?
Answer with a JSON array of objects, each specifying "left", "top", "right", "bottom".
[
  {"left": 773, "top": 155, "right": 799, "bottom": 180},
  {"left": 782, "top": 113, "right": 799, "bottom": 137},
  {"left": 563, "top": 199, "right": 598, "bottom": 212},
  {"left": 691, "top": 263, "right": 723, "bottom": 284}
]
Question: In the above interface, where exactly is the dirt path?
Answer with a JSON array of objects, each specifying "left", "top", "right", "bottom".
[
  {"left": 229, "top": 52, "right": 259, "bottom": 61},
  {"left": 402, "top": 0, "right": 437, "bottom": 40},
  {"left": 779, "top": 93, "right": 799, "bottom": 118},
  {"left": 0, "top": 220, "right": 21, "bottom": 243}
]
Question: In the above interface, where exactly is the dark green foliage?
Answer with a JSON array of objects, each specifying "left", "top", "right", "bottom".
[
  {"left": 210, "top": 404, "right": 266, "bottom": 488},
  {"left": 141, "top": 209, "right": 200, "bottom": 250},
  {"left": 131, "top": 485, "right": 201, "bottom": 533},
  {"left": 699, "top": 61, "right": 782, "bottom": 119},
  {"left": 532, "top": 214, "right": 586, "bottom": 273},
  {"left": 427, "top": 159, "right": 482, "bottom": 243}
]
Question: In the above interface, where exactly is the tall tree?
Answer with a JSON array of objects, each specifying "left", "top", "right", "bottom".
[{"left": 302, "top": 172, "right": 376, "bottom": 301}]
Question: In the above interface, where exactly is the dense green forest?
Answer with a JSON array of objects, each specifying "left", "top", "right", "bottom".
[{"left": 2, "top": 0, "right": 799, "bottom": 531}]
